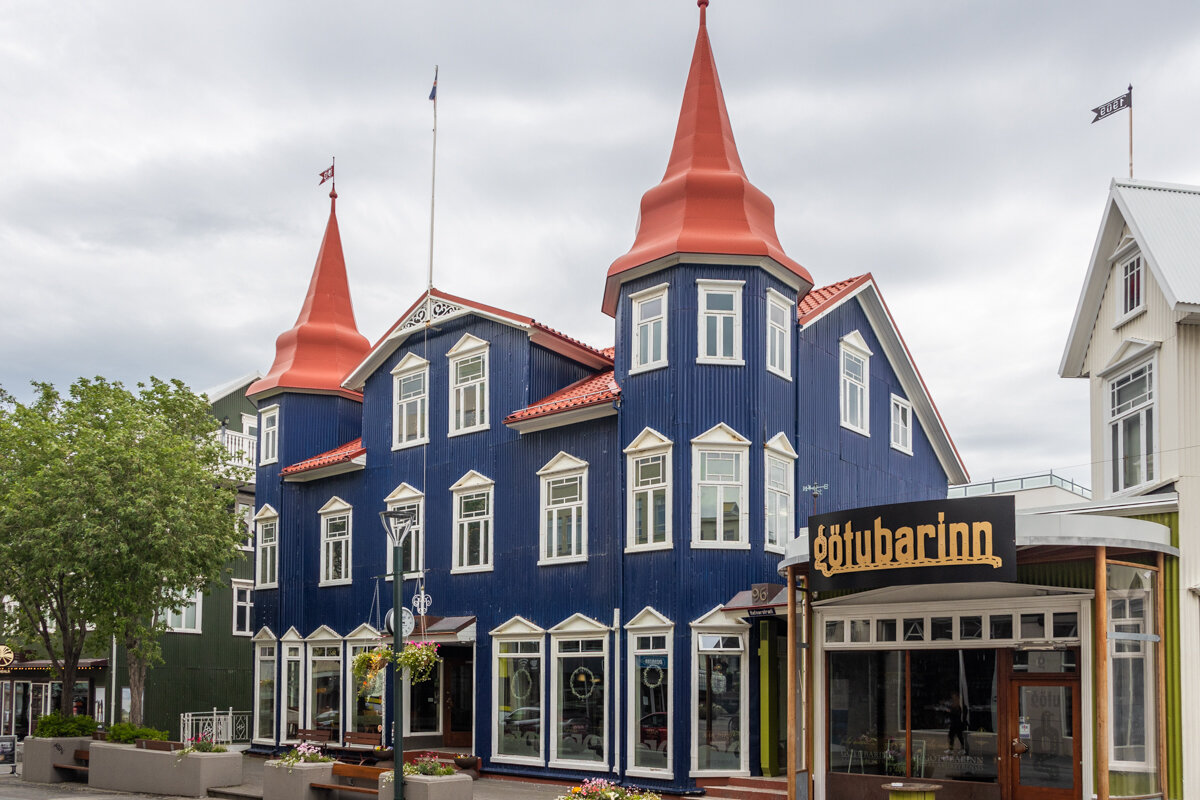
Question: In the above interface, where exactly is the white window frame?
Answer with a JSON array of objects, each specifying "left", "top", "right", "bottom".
[
  {"left": 548, "top": 614, "right": 611, "bottom": 772},
  {"left": 237, "top": 501, "right": 254, "bottom": 551},
  {"left": 392, "top": 353, "right": 430, "bottom": 450},
  {"left": 696, "top": 279, "right": 745, "bottom": 365},
  {"left": 625, "top": 428, "right": 674, "bottom": 553},
  {"left": 839, "top": 331, "right": 872, "bottom": 436},
  {"left": 1109, "top": 585, "right": 1157, "bottom": 772},
  {"left": 890, "top": 394, "right": 913, "bottom": 455},
  {"left": 626, "top": 607, "right": 674, "bottom": 779},
  {"left": 318, "top": 497, "right": 353, "bottom": 586},
  {"left": 343, "top": 629, "right": 389, "bottom": 740},
  {"left": 447, "top": 334, "right": 489, "bottom": 437},
  {"left": 281, "top": 633, "right": 304, "bottom": 745},
  {"left": 1117, "top": 253, "right": 1145, "bottom": 324},
  {"left": 630, "top": 283, "right": 669, "bottom": 374},
  {"left": 691, "top": 424, "right": 751, "bottom": 550},
  {"left": 538, "top": 453, "right": 589, "bottom": 565},
  {"left": 252, "top": 633, "right": 277, "bottom": 745},
  {"left": 254, "top": 504, "right": 279, "bottom": 589},
  {"left": 383, "top": 483, "right": 424, "bottom": 580},
  {"left": 402, "top": 657, "right": 443, "bottom": 737},
  {"left": 450, "top": 471, "right": 495, "bottom": 574},
  {"left": 1108, "top": 359, "right": 1156, "bottom": 494},
  {"left": 766, "top": 288, "right": 793, "bottom": 380},
  {"left": 259, "top": 404, "right": 279, "bottom": 465},
  {"left": 764, "top": 433, "right": 797, "bottom": 555},
  {"left": 231, "top": 580, "right": 254, "bottom": 637},
  {"left": 490, "top": 615, "right": 548, "bottom": 768},
  {"left": 690, "top": 608, "right": 750, "bottom": 778},
  {"left": 166, "top": 589, "right": 203, "bottom": 634},
  {"left": 306, "top": 632, "right": 342, "bottom": 737}
]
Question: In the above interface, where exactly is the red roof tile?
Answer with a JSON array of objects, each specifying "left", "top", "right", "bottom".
[
  {"left": 504, "top": 370, "right": 621, "bottom": 424},
  {"left": 281, "top": 437, "right": 365, "bottom": 476},
  {"left": 798, "top": 274, "right": 871, "bottom": 324}
]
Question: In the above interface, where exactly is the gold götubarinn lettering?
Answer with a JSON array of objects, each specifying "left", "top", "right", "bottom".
[{"left": 811, "top": 512, "right": 1002, "bottom": 578}]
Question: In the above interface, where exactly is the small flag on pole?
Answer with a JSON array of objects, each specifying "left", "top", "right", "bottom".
[
  {"left": 1091, "top": 85, "right": 1133, "bottom": 123},
  {"left": 319, "top": 164, "right": 335, "bottom": 185},
  {"left": 429, "top": 66, "right": 438, "bottom": 102}
]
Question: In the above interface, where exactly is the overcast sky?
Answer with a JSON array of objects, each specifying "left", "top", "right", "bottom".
[{"left": 5, "top": 1, "right": 1200, "bottom": 489}]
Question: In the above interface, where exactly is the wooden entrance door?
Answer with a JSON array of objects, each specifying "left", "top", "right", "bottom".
[
  {"left": 1007, "top": 678, "right": 1081, "bottom": 800},
  {"left": 442, "top": 650, "right": 473, "bottom": 748}
]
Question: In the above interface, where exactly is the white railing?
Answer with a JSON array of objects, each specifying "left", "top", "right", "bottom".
[
  {"left": 219, "top": 429, "right": 257, "bottom": 470},
  {"left": 180, "top": 707, "right": 252, "bottom": 745}
]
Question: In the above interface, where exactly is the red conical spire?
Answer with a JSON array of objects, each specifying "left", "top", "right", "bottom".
[
  {"left": 602, "top": 1, "right": 811, "bottom": 316},
  {"left": 248, "top": 190, "right": 371, "bottom": 401}
]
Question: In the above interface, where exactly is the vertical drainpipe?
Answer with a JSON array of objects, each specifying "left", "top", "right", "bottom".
[
  {"left": 613, "top": 391, "right": 624, "bottom": 780},
  {"left": 612, "top": 607, "right": 621, "bottom": 777}
]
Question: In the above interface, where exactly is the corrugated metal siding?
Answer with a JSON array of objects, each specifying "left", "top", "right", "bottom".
[
  {"left": 1115, "top": 182, "right": 1200, "bottom": 305},
  {"left": 209, "top": 383, "right": 258, "bottom": 433},
  {"left": 1017, "top": 560, "right": 1094, "bottom": 589}
]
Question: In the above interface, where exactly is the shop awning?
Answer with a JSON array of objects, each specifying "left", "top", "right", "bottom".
[
  {"left": 722, "top": 584, "right": 802, "bottom": 620},
  {"left": 405, "top": 615, "right": 475, "bottom": 644}
]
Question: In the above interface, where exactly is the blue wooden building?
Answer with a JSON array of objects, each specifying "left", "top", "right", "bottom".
[{"left": 246, "top": 4, "right": 967, "bottom": 793}]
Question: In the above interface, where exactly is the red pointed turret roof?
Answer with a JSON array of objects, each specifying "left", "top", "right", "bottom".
[
  {"left": 602, "top": 1, "right": 812, "bottom": 316},
  {"left": 248, "top": 191, "right": 372, "bottom": 401}
]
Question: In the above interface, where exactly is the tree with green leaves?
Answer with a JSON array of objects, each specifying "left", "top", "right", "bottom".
[{"left": 0, "top": 376, "right": 248, "bottom": 720}]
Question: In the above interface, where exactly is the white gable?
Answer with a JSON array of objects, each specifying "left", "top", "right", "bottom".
[
  {"left": 840, "top": 329, "right": 873, "bottom": 355},
  {"left": 390, "top": 352, "right": 429, "bottom": 375},
  {"left": 345, "top": 623, "right": 383, "bottom": 640},
  {"left": 447, "top": 332, "right": 489, "bottom": 358},
  {"left": 281, "top": 626, "right": 303, "bottom": 642},
  {"left": 450, "top": 470, "right": 495, "bottom": 492},
  {"left": 548, "top": 612, "right": 610, "bottom": 636},
  {"left": 306, "top": 624, "right": 341, "bottom": 641},
  {"left": 690, "top": 604, "right": 750, "bottom": 631},
  {"left": 253, "top": 503, "right": 279, "bottom": 521},
  {"left": 489, "top": 615, "right": 547, "bottom": 637},
  {"left": 252, "top": 626, "right": 277, "bottom": 641},
  {"left": 765, "top": 432, "right": 798, "bottom": 459},
  {"left": 384, "top": 482, "right": 425, "bottom": 504},
  {"left": 318, "top": 496, "right": 352, "bottom": 515},
  {"left": 625, "top": 606, "right": 673, "bottom": 630},
  {"left": 624, "top": 426, "right": 672, "bottom": 454},
  {"left": 691, "top": 422, "right": 751, "bottom": 447},
  {"left": 1098, "top": 338, "right": 1160, "bottom": 378},
  {"left": 537, "top": 451, "right": 588, "bottom": 476}
]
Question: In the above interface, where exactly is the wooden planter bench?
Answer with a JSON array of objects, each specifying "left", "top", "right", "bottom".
[
  {"left": 51, "top": 749, "right": 89, "bottom": 779},
  {"left": 329, "top": 732, "right": 384, "bottom": 765},
  {"left": 310, "top": 762, "right": 388, "bottom": 796},
  {"left": 135, "top": 738, "right": 186, "bottom": 752},
  {"left": 297, "top": 729, "right": 334, "bottom": 749}
]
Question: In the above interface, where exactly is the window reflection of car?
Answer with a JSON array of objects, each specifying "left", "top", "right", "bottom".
[
  {"left": 639, "top": 713, "right": 668, "bottom": 746},
  {"left": 502, "top": 707, "right": 541, "bottom": 735}
]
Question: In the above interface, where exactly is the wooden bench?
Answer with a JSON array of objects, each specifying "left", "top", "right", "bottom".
[
  {"left": 310, "top": 762, "right": 389, "bottom": 796},
  {"left": 135, "top": 738, "right": 186, "bottom": 752},
  {"left": 329, "top": 731, "right": 385, "bottom": 765},
  {"left": 52, "top": 749, "right": 90, "bottom": 779},
  {"left": 297, "top": 728, "right": 334, "bottom": 748}
]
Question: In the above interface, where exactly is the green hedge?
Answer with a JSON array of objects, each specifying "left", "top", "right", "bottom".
[
  {"left": 106, "top": 722, "right": 169, "bottom": 743},
  {"left": 34, "top": 713, "right": 99, "bottom": 738}
]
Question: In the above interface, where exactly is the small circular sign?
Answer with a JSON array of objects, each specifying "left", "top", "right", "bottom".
[
  {"left": 0, "top": 645, "right": 12, "bottom": 668},
  {"left": 402, "top": 608, "right": 416, "bottom": 637}
]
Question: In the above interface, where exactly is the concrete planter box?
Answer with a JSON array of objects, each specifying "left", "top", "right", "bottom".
[
  {"left": 403, "top": 771, "right": 474, "bottom": 800},
  {"left": 263, "top": 759, "right": 334, "bottom": 800},
  {"left": 89, "top": 741, "right": 243, "bottom": 797},
  {"left": 22, "top": 736, "right": 91, "bottom": 784}
]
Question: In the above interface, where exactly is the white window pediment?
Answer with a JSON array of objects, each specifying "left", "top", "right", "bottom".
[
  {"left": 690, "top": 422, "right": 751, "bottom": 447},
  {"left": 764, "top": 432, "right": 798, "bottom": 459},
  {"left": 253, "top": 504, "right": 279, "bottom": 522},
  {"left": 318, "top": 496, "right": 352, "bottom": 515},
  {"left": 447, "top": 332, "right": 489, "bottom": 358},
  {"left": 306, "top": 624, "right": 341, "bottom": 641},
  {"left": 281, "top": 626, "right": 304, "bottom": 642},
  {"left": 1098, "top": 338, "right": 1161, "bottom": 379},
  {"left": 548, "top": 612, "right": 610, "bottom": 636},
  {"left": 450, "top": 470, "right": 495, "bottom": 492},
  {"left": 489, "top": 615, "right": 547, "bottom": 638},
  {"left": 625, "top": 606, "right": 673, "bottom": 631},
  {"left": 391, "top": 352, "right": 430, "bottom": 375},
  {"left": 624, "top": 426, "right": 672, "bottom": 454},
  {"left": 840, "top": 329, "right": 873, "bottom": 356},
  {"left": 384, "top": 482, "right": 425, "bottom": 504},
  {"left": 537, "top": 451, "right": 588, "bottom": 476},
  {"left": 345, "top": 623, "right": 382, "bottom": 640},
  {"left": 690, "top": 605, "right": 750, "bottom": 632},
  {"left": 252, "top": 626, "right": 277, "bottom": 642}
]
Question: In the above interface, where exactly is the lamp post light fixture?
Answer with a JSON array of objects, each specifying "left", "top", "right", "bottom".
[{"left": 379, "top": 508, "right": 416, "bottom": 800}]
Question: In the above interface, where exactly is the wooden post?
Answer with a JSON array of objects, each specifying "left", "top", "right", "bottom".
[
  {"left": 786, "top": 564, "right": 797, "bottom": 800},
  {"left": 1155, "top": 552, "right": 1167, "bottom": 799},
  {"left": 806, "top": 575, "right": 815, "bottom": 800},
  {"left": 1095, "top": 546, "right": 1108, "bottom": 800}
]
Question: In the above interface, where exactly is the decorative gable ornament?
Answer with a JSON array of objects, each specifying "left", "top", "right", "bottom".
[
  {"left": 391, "top": 352, "right": 430, "bottom": 376},
  {"left": 690, "top": 421, "right": 751, "bottom": 447},
  {"left": 306, "top": 624, "right": 341, "bottom": 641},
  {"left": 446, "top": 332, "right": 489, "bottom": 358},
  {"left": 253, "top": 503, "right": 279, "bottom": 522},
  {"left": 624, "top": 426, "right": 673, "bottom": 454},
  {"left": 625, "top": 606, "right": 673, "bottom": 631},
  {"left": 399, "top": 296, "right": 468, "bottom": 332},
  {"left": 548, "top": 612, "right": 610, "bottom": 635},
  {"left": 537, "top": 451, "right": 589, "bottom": 476},
  {"left": 765, "top": 432, "right": 798, "bottom": 459},
  {"left": 252, "top": 627, "right": 277, "bottom": 641},
  {"left": 384, "top": 482, "right": 425, "bottom": 504},
  {"left": 449, "top": 470, "right": 495, "bottom": 492},
  {"left": 840, "top": 329, "right": 873, "bottom": 356},
  {"left": 489, "top": 615, "right": 547, "bottom": 638},
  {"left": 317, "top": 496, "right": 352, "bottom": 515}
]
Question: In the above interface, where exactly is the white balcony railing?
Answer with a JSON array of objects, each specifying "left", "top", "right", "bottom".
[
  {"left": 218, "top": 429, "right": 257, "bottom": 471},
  {"left": 180, "top": 707, "right": 252, "bottom": 745}
]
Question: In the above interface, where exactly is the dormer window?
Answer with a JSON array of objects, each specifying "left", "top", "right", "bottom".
[
  {"left": 447, "top": 334, "right": 489, "bottom": 436},
  {"left": 259, "top": 405, "right": 279, "bottom": 465},
  {"left": 1119, "top": 254, "right": 1144, "bottom": 322},
  {"left": 697, "top": 280, "right": 744, "bottom": 365},
  {"left": 630, "top": 283, "right": 668, "bottom": 373}
]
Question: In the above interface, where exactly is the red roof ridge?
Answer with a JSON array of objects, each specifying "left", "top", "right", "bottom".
[
  {"left": 504, "top": 370, "right": 620, "bottom": 424},
  {"left": 798, "top": 274, "right": 872, "bottom": 324},
  {"left": 249, "top": 191, "right": 371, "bottom": 401},
  {"left": 280, "top": 437, "right": 366, "bottom": 476},
  {"left": 602, "top": 3, "right": 811, "bottom": 315}
]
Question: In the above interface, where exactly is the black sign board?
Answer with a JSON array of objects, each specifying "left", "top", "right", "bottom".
[
  {"left": 808, "top": 495, "right": 1016, "bottom": 592},
  {"left": 0, "top": 734, "right": 15, "bottom": 773},
  {"left": 1091, "top": 86, "right": 1132, "bottom": 124}
]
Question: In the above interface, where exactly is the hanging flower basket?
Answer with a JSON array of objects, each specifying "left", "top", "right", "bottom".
[{"left": 351, "top": 642, "right": 442, "bottom": 695}]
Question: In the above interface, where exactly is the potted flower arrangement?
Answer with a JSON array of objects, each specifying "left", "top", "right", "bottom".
[
  {"left": 381, "top": 752, "right": 471, "bottom": 800},
  {"left": 554, "top": 777, "right": 663, "bottom": 800},
  {"left": 351, "top": 641, "right": 441, "bottom": 694},
  {"left": 263, "top": 742, "right": 336, "bottom": 800}
]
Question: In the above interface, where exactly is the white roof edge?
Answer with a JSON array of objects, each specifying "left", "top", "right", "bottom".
[
  {"left": 200, "top": 371, "right": 265, "bottom": 403},
  {"left": 1060, "top": 188, "right": 1123, "bottom": 379}
]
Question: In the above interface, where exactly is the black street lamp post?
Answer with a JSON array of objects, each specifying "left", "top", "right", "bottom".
[{"left": 379, "top": 509, "right": 416, "bottom": 800}]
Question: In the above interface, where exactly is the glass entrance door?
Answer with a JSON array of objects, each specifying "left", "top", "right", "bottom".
[
  {"left": 12, "top": 683, "right": 30, "bottom": 740},
  {"left": 1008, "top": 680, "right": 1080, "bottom": 799},
  {"left": 442, "top": 649, "right": 473, "bottom": 748}
]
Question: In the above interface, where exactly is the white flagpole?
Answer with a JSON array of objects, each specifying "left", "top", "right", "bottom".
[
  {"left": 1128, "top": 84, "right": 1134, "bottom": 179},
  {"left": 426, "top": 66, "right": 438, "bottom": 325}
]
